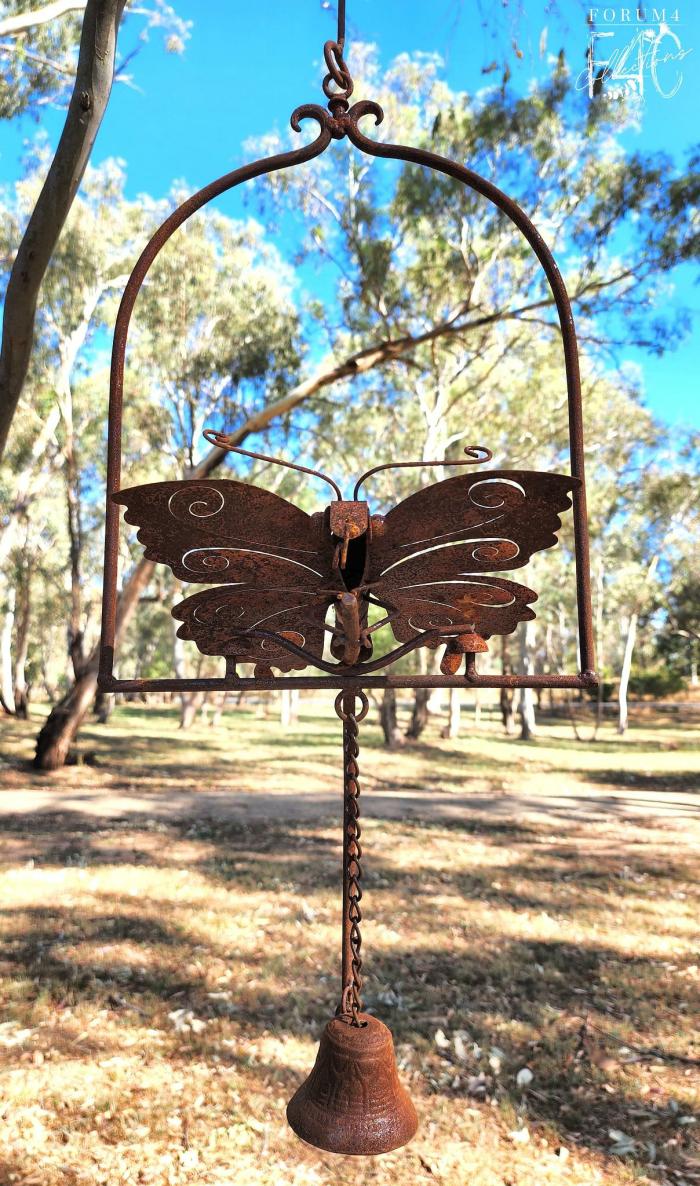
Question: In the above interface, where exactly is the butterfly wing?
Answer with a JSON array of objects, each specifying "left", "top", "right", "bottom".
[
  {"left": 114, "top": 479, "right": 340, "bottom": 670},
  {"left": 374, "top": 577, "right": 537, "bottom": 646},
  {"left": 172, "top": 585, "right": 331, "bottom": 673},
  {"left": 368, "top": 470, "right": 578, "bottom": 643},
  {"left": 115, "top": 479, "right": 335, "bottom": 583}
]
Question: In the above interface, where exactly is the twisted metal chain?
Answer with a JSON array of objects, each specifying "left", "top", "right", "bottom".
[{"left": 335, "top": 690, "right": 368, "bottom": 1026}]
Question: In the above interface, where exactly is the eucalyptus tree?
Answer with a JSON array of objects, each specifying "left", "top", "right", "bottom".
[
  {"left": 248, "top": 48, "right": 698, "bottom": 733},
  {"left": 0, "top": 0, "right": 188, "bottom": 459},
  {"left": 0, "top": 0, "right": 188, "bottom": 119},
  {"left": 16, "top": 44, "right": 700, "bottom": 763},
  {"left": 28, "top": 176, "right": 307, "bottom": 767}
]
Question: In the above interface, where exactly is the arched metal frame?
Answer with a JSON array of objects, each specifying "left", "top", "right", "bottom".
[{"left": 98, "top": 95, "right": 597, "bottom": 695}]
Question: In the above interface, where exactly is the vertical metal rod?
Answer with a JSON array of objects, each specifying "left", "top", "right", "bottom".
[{"left": 337, "top": 0, "right": 346, "bottom": 50}]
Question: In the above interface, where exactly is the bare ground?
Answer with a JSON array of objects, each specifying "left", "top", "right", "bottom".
[{"left": 0, "top": 701, "right": 698, "bottom": 1186}]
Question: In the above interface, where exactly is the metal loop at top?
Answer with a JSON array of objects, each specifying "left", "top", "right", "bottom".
[
  {"left": 323, "top": 40, "right": 354, "bottom": 102},
  {"left": 334, "top": 690, "right": 369, "bottom": 722}
]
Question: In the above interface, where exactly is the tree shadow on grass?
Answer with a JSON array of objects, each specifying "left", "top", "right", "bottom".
[
  {"left": 1, "top": 810, "right": 698, "bottom": 1181},
  {"left": 585, "top": 769, "right": 700, "bottom": 795}
]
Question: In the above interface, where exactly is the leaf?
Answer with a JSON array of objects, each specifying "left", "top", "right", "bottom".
[
  {"left": 608, "top": 1129, "right": 636, "bottom": 1155},
  {"left": 453, "top": 1031, "right": 469, "bottom": 1062},
  {"left": 168, "top": 1008, "right": 208, "bottom": 1035},
  {"left": 434, "top": 1028, "right": 450, "bottom": 1050},
  {"left": 488, "top": 1046, "right": 505, "bottom": 1073},
  {"left": 516, "top": 1066, "right": 534, "bottom": 1088}
]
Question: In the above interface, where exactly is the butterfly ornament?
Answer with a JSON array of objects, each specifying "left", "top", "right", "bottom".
[{"left": 115, "top": 431, "right": 579, "bottom": 680}]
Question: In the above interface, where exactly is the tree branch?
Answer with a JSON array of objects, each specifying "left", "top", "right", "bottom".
[
  {"left": 0, "top": 0, "right": 126, "bottom": 460},
  {"left": 0, "top": 42, "right": 76, "bottom": 76},
  {"left": 0, "top": 0, "right": 86, "bottom": 37}
]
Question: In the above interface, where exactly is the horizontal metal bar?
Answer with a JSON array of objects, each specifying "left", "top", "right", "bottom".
[{"left": 98, "top": 671, "right": 597, "bottom": 694}]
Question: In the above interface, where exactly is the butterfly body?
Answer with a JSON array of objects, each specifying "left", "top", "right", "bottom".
[{"left": 115, "top": 457, "right": 579, "bottom": 678}]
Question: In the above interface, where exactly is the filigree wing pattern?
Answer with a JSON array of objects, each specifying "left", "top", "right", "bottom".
[
  {"left": 369, "top": 471, "right": 579, "bottom": 643},
  {"left": 172, "top": 586, "right": 333, "bottom": 673},
  {"left": 114, "top": 479, "right": 341, "bottom": 670},
  {"left": 375, "top": 577, "right": 537, "bottom": 647},
  {"left": 369, "top": 471, "right": 580, "bottom": 574},
  {"left": 114, "top": 480, "right": 336, "bottom": 584}
]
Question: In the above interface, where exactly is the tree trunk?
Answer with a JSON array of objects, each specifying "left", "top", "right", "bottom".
[
  {"left": 93, "top": 688, "right": 112, "bottom": 723},
  {"left": 179, "top": 693, "right": 204, "bottom": 730},
  {"left": 617, "top": 610, "right": 638, "bottom": 735},
  {"left": 500, "top": 687, "right": 516, "bottom": 735},
  {"left": 442, "top": 687, "right": 461, "bottom": 739},
  {"left": 406, "top": 687, "right": 431, "bottom": 740},
  {"left": 380, "top": 687, "right": 402, "bottom": 748},
  {"left": 173, "top": 626, "right": 201, "bottom": 729},
  {"left": 279, "top": 688, "right": 299, "bottom": 728},
  {"left": 209, "top": 692, "right": 228, "bottom": 728},
  {"left": 518, "top": 619, "right": 537, "bottom": 741},
  {"left": 63, "top": 394, "right": 86, "bottom": 679},
  {"left": 12, "top": 570, "right": 32, "bottom": 718},
  {"left": 0, "top": 0, "right": 127, "bottom": 458},
  {"left": 1, "top": 590, "right": 16, "bottom": 714},
  {"left": 34, "top": 663, "right": 100, "bottom": 768},
  {"left": 499, "top": 638, "right": 515, "bottom": 734},
  {"left": 34, "top": 553, "right": 152, "bottom": 769},
  {"left": 473, "top": 689, "right": 481, "bottom": 728}
]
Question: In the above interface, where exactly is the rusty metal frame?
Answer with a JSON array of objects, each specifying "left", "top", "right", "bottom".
[{"left": 98, "top": 80, "right": 597, "bottom": 696}]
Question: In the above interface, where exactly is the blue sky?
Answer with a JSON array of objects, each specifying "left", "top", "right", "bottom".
[{"left": 1, "top": 0, "right": 697, "bottom": 428}]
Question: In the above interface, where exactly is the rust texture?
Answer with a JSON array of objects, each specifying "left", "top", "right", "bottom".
[
  {"left": 335, "top": 691, "right": 367, "bottom": 1025},
  {"left": 286, "top": 1013, "right": 418, "bottom": 1156},
  {"left": 112, "top": 462, "right": 580, "bottom": 678},
  {"left": 97, "top": 18, "right": 600, "bottom": 1159},
  {"left": 98, "top": 40, "right": 596, "bottom": 693}
]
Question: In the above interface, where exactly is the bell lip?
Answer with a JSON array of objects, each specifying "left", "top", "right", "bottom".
[{"left": 286, "top": 1093, "right": 418, "bottom": 1157}]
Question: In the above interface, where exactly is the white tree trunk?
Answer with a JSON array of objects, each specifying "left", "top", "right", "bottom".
[
  {"left": 280, "top": 689, "right": 294, "bottom": 729},
  {"left": 1, "top": 589, "right": 17, "bottom": 714},
  {"left": 518, "top": 619, "right": 537, "bottom": 740},
  {"left": 617, "top": 611, "right": 638, "bottom": 735},
  {"left": 444, "top": 687, "right": 461, "bottom": 739}
]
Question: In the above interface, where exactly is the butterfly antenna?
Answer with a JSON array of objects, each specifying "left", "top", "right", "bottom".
[
  {"left": 204, "top": 429, "right": 343, "bottom": 500},
  {"left": 353, "top": 445, "right": 493, "bottom": 500}
]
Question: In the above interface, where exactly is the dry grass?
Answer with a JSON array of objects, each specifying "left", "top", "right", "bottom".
[{"left": 0, "top": 701, "right": 698, "bottom": 1186}]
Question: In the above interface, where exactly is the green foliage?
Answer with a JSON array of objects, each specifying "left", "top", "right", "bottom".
[
  {"left": 628, "top": 666, "right": 686, "bottom": 698},
  {"left": 0, "top": 1, "right": 190, "bottom": 120},
  {"left": 1, "top": 44, "right": 698, "bottom": 703}
]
